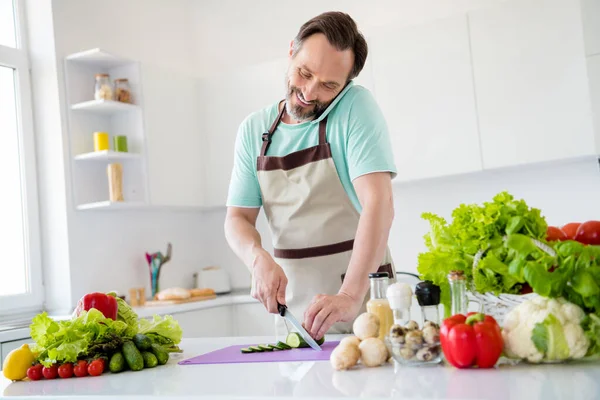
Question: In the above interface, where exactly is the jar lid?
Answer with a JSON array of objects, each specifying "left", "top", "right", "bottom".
[
  {"left": 115, "top": 78, "right": 129, "bottom": 82},
  {"left": 369, "top": 272, "right": 389, "bottom": 279},
  {"left": 95, "top": 73, "right": 109, "bottom": 78},
  {"left": 415, "top": 281, "right": 440, "bottom": 306}
]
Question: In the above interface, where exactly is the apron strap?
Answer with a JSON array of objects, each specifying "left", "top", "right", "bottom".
[
  {"left": 318, "top": 117, "right": 328, "bottom": 145},
  {"left": 260, "top": 102, "right": 286, "bottom": 157}
]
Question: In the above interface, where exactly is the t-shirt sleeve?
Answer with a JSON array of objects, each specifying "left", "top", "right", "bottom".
[
  {"left": 346, "top": 89, "right": 397, "bottom": 181},
  {"left": 226, "top": 121, "right": 262, "bottom": 208}
]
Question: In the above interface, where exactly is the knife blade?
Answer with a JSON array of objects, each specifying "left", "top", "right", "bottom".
[{"left": 277, "top": 303, "right": 322, "bottom": 351}]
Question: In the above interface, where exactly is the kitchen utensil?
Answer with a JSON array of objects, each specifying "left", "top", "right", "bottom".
[
  {"left": 178, "top": 341, "right": 339, "bottom": 365},
  {"left": 194, "top": 266, "right": 231, "bottom": 294},
  {"left": 277, "top": 303, "right": 322, "bottom": 351}
]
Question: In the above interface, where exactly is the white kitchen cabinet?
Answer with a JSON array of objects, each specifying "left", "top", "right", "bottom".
[
  {"left": 199, "top": 58, "right": 288, "bottom": 207},
  {"left": 369, "top": 15, "right": 482, "bottom": 182},
  {"left": 232, "top": 303, "right": 277, "bottom": 337},
  {"left": 581, "top": 0, "right": 600, "bottom": 56},
  {"left": 172, "top": 306, "right": 234, "bottom": 338},
  {"left": 468, "top": 0, "right": 595, "bottom": 169}
]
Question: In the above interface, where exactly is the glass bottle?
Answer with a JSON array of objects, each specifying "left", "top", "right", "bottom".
[
  {"left": 448, "top": 270, "right": 468, "bottom": 316},
  {"left": 366, "top": 272, "right": 394, "bottom": 341},
  {"left": 415, "top": 281, "right": 441, "bottom": 326},
  {"left": 94, "top": 73, "right": 113, "bottom": 101}
]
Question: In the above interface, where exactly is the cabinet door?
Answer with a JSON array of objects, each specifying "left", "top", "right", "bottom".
[
  {"left": 143, "top": 65, "right": 204, "bottom": 207},
  {"left": 172, "top": 306, "right": 233, "bottom": 338},
  {"left": 200, "top": 58, "right": 288, "bottom": 207},
  {"left": 370, "top": 15, "right": 482, "bottom": 182},
  {"left": 469, "top": 0, "right": 595, "bottom": 169},
  {"left": 232, "top": 303, "right": 277, "bottom": 337}
]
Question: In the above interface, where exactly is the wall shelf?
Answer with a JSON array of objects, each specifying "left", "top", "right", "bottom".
[
  {"left": 74, "top": 150, "right": 141, "bottom": 162},
  {"left": 65, "top": 48, "right": 133, "bottom": 69},
  {"left": 71, "top": 99, "right": 140, "bottom": 115}
]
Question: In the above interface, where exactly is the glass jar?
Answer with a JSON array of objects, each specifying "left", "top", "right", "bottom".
[
  {"left": 94, "top": 73, "right": 113, "bottom": 101},
  {"left": 366, "top": 272, "right": 394, "bottom": 341},
  {"left": 114, "top": 78, "right": 132, "bottom": 103}
]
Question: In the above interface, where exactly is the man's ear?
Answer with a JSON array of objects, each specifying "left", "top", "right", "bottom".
[{"left": 288, "top": 39, "right": 294, "bottom": 58}]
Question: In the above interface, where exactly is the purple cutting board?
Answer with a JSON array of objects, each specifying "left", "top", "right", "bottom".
[{"left": 178, "top": 341, "right": 340, "bottom": 365}]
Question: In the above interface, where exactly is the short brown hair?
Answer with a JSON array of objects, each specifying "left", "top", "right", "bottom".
[{"left": 292, "top": 11, "right": 368, "bottom": 81}]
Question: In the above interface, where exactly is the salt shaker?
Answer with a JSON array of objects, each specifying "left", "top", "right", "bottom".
[
  {"left": 414, "top": 281, "right": 441, "bottom": 326},
  {"left": 448, "top": 270, "right": 468, "bottom": 316},
  {"left": 386, "top": 282, "right": 413, "bottom": 327}
]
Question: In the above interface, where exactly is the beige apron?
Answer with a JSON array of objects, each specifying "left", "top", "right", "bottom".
[{"left": 256, "top": 102, "right": 395, "bottom": 336}]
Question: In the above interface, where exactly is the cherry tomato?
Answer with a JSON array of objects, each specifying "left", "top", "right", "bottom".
[
  {"left": 561, "top": 222, "right": 581, "bottom": 240},
  {"left": 575, "top": 221, "right": 600, "bottom": 245},
  {"left": 87, "top": 359, "right": 104, "bottom": 377},
  {"left": 73, "top": 360, "right": 88, "bottom": 377},
  {"left": 26, "top": 364, "right": 43, "bottom": 381},
  {"left": 546, "top": 226, "right": 568, "bottom": 242},
  {"left": 42, "top": 365, "right": 58, "bottom": 379},
  {"left": 58, "top": 363, "right": 73, "bottom": 379}
]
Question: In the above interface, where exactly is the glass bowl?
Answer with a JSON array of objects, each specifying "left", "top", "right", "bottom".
[{"left": 385, "top": 336, "right": 443, "bottom": 366}]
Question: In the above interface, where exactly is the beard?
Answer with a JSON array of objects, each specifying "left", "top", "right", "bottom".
[{"left": 285, "top": 83, "right": 330, "bottom": 122}]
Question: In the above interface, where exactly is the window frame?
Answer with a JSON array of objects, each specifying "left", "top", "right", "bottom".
[{"left": 0, "top": 0, "right": 44, "bottom": 317}]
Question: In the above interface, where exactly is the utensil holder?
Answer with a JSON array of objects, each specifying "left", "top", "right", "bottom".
[{"left": 107, "top": 163, "right": 124, "bottom": 202}]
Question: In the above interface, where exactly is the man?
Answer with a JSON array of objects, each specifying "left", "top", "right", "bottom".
[{"left": 224, "top": 11, "right": 397, "bottom": 340}]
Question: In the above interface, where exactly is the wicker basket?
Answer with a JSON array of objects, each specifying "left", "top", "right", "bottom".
[{"left": 467, "top": 291, "right": 539, "bottom": 326}]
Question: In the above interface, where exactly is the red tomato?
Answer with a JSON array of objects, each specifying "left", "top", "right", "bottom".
[
  {"left": 561, "top": 222, "right": 581, "bottom": 240},
  {"left": 26, "top": 364, "right": 43, "bottom": 381},
  {"left": 575, "top": 221, "right": 600, "bottom": 245},
  {"left": 58, "top": 363, "right": 73, "bottom": 379},
  {"left": 546, "top": 226, "right": 568, "bottom": 241},
  {"left": 42, "top": 365, "right": 58, "bottom": 379},
  {"left": 87, "top": 359, "right": 104, "bottom": 377},
  {"left": 73, "top": 360, "right": 88, "bottom": 377}
]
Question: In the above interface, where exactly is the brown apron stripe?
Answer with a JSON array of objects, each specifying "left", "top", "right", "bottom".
[
  {"left": 274, "top": 239, "right": 354, "bottom": 259},
  {"left": 257, "top": 144, "right": 332, "bottom": 171}
]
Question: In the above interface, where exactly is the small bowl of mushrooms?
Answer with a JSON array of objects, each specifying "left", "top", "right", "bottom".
[{"left": 385, "top": 320, "right": 442, "bottom": 366}]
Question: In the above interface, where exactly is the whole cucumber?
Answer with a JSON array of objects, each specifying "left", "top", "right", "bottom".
[
  {"left": 109, "top": 352, "right": 126, "bottom": 373},
  {"left": 133, "top": 334, "right": 153, "bottom": 351},
  {"left": 142, "top": 351, "right": 158, "bottom": 368},
  {"left": 150, "top": 343, "right": 169, "bottom": 365},
  {"left": 122, "top": 341, "right": 144, "bottom": 371}
]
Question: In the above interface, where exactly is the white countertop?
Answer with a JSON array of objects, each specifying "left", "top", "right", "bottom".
[
  {"left": 2, "top": 334, "right": 600, "bottom": 400},
  {"left": 0, "top": 290, "right": 254, "bottom": 343}
]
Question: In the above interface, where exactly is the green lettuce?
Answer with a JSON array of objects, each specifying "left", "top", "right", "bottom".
[
  {"left": 138, "top": 315, "right": 183, "bottom": 345},
  {"left": 107, "top": 291, "right": 139, "bottom": 337},
  {"left": 417, "top": 192, "right": 548, "bottom": 316},
  {"left": 30, "top": 309, "right": 128, "bottom": 366}
]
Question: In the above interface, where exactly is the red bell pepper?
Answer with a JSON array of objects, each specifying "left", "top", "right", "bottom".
[
  {"left": 440, "top": 312, "right": 503, "bottom": 369},
  {"left": 74, "top": 292, "right": 118, "bottom": 320}
]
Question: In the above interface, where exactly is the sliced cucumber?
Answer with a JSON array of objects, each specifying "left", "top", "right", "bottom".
[
  {"left": 286, "top": 333, "right": 308, "bottom": 348},
  {"left": 267, "top": 344, "right": 279, "bottom": 351},
  {"left": 248, "top": 346, "right": 263, "bottom": 352},
  {"left": 316, "top": 336, "right": 325, "bottom": 346},
  {"left": 276, "top": 341, "right": 292, "bottom": 350},
  {"left": 240, "top": 348, "right": 253, "bottom": 354},
  {"left": 258, "top": 344, "right": 273, "bottom": 352}
]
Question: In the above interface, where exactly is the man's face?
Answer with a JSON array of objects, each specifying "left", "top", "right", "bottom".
[{"left": 285, "top": 33, "right": 354, "bottom": 122}]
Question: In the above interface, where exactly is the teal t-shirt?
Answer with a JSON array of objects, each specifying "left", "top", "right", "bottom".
[{"left": 226, "top": 81, "right": 397, "bottom": 213}]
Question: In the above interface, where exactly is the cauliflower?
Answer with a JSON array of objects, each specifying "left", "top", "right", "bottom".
[{"left": 502, "top": 296, "right": 589, "bottom": 363}]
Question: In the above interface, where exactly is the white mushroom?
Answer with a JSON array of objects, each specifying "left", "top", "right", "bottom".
[
  {"left": 330, "top": 343, "right": 361, "bottom": 370},
  {"left": 339, "top": 336, "right": 361, "bottom": 348},
  {"left": 358, "top": 338, "right": 388, "bottom": 367},
  {"left": 353, "top": 312, "right": 380, "bottom": 340}
]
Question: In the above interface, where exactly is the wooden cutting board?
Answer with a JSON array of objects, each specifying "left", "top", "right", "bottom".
[{"left": 144, "top": 293, "right": 217, "bottom": 306}]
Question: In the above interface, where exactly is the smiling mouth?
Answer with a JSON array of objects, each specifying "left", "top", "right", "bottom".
[{"left": 296, "top": 92, "right": 312, "bottom": 107}]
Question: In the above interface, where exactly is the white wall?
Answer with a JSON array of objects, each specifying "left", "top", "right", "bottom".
[{"left": 33, "top": 0, "right": 600, "bottom": 311}]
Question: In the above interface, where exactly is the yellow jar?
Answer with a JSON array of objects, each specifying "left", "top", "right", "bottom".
[{"left": 94, "top": 132, "right": 109, "bottom": 152}]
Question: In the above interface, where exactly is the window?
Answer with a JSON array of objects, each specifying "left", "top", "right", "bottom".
[{"left": 0, "top": 0, "right": 43, "bottom": 316}]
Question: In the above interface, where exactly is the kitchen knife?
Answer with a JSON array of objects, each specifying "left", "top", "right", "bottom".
[{"left": 277, "top": 303, "right": 322, "bottom": 351}]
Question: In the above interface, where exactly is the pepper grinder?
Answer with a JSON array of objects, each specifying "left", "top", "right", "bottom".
[{"left": 415, "top": 281, "right": 441, "bottom": 326}]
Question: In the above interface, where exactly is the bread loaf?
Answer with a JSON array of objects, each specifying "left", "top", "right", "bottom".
[{"left": 155, "top": 287, "right": 191, "bottom": 301}]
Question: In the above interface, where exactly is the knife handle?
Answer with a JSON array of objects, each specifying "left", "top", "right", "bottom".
[{"left": 277, "top": 302, "right": 287, "bottom": 317}]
